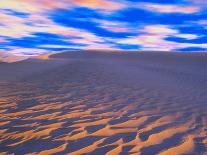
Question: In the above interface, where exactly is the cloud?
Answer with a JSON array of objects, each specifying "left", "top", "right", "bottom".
[
  {"left": 0, "top": 38, "right": 6, "bottom": 42},
  {"left": 173, "top": 34, "right": 198, "bottom": 40},
  {"left": 0, "top": 0, "right": 206, "bottom": 55},
  {"left": 72, "top": 0, "right": 125, "bottom": 11},
  {"left": 141, "top": 3, "right": 200, "bottom": 14},
  {"left": 118, "top": 24, "right": 205, "bottom": 51},
  {"left": 199, "top": 20, "right": 207, "bottom": 26},
  {"left": 140, "top": 25, "right": 177, "bottom": 34},
  {"left": 94, "top": 19, "right": 133, "bottom": 33},
  {"left": 119, "top": 34, "right": 207, "bottom": 51},
  {"left": 0, "top": 0, "right": 71, "bottom": 13},
  {"left": 50, "top": 8, "right": 133, "bottom": 38},
  {"left": 189, "top": 0, "right": 207, "bottom": 7},
  {"left": 0, "top": 0, "right": 125, "bottom": 14},
  {"left": 2, "top": 47, "right": 48, "bottom": 56}
]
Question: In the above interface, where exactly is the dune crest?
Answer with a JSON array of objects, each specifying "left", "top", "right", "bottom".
[{"left": 36, "top": 52, "right": 59, "bottom": 60}]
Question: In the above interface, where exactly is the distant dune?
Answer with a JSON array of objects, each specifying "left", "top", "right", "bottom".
[
  {"left": 0, "top": 51, "right": 206, "bottom": 155},
  {"left": 0, "top": 51, "right": 27, "bottom": 63}
]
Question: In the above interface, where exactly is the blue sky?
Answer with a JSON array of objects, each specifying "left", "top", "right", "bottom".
[{"left": 0, "top": 0, "right": 207, "bottom": 56}]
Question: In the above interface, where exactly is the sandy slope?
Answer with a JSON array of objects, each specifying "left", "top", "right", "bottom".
[{"left": 0, "top": 51, "right": 206, "bottom": 155}]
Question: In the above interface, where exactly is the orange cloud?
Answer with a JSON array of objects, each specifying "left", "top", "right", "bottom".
[
  {"left": 0, "top": 0, "right": 124, "bottom": 14},
  {"left": 0, "top": 0, "right": 43, "bottom": 13},
  {"left": 0, "top": 12, "right": 28, "bottom": 37},
  {"left": 0, "top": 0, "right": 73, "bottom": 14},
  {"left": 22, "top": 0, "right": 71, "bottom": 11},
  {"left": 72, "top": 0, "right": 125, "bottom": 11}
]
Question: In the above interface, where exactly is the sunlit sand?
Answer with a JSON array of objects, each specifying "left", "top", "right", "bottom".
[{"left": 0, "top": 51, "right": 206, "bottom": 154}]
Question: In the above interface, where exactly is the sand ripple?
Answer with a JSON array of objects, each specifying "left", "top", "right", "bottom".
[{"left": 0, "top": 52, "right": 207, "bottom": 154}]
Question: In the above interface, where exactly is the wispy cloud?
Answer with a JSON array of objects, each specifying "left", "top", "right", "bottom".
[
  {"left": 72, "top": 0, "right": 126, "bottom": 12},
  {"left": 0, "top": 0, "right": 206, "bottom": 55},
  {"left": 118, "top": 24, "right": 206, "bottom": 51},
  {"left": 141, "top": 3, "right": 200, "bottom": 14}
]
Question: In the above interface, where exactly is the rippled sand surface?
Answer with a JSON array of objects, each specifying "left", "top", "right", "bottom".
[{"left": 0, "top": 51, "right": 207, "bottom": 155}]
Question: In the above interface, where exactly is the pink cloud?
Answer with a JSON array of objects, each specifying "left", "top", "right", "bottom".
[
  {"left": 8, "top": 47, "right": 48, "bottom": 56},
  {"left": 141, "top": 25, "right": 177, "bottom": 35},
  {"left": 174, "top": 34, "right": 199, "bottom": 39},
  {"left": 118, "top": 25, "right": 203, "bottom": 51},
  {"left": 0, "top": 10, "right": 87, "bottom": 39},
  {"left": 140, "top": 25, "right": 199, "bottom": 40},
  {"left": 0, "top": 12, "right": 30, "bottom": 38},
  {"left": 119, "top": 34, "right": 207, "bottom": 51},
  {"left": 72, "top": 0, "right": 125, "bottom": 11},
  {"left": 0, "top": 0, "right": 46, "bottom": 13},
  {"left": 142, "top": 4, "right": 200, "bottom": 14},
  {"left": 0, "top": 0, "right": 126, "bottom": 39},
  {"left": 0, "top": 0, "right": 72, "bottom": 13},
  {"left": 95, "top": 20, "right": 132, "bottom": 33},
  {"left": 111, "top": 27, "right": 130, "bottom": 32},
  {"left": 0, "top": 12, "right": 24, "bottom": 25},
  {"left": 199, "top": 20, "right": 207, "bottom": 26},
  {"left": 0, "top": 38, "right": 6, "bottom": 42},
  {"left": 0, "top": 0, "right": 124, "bottom": 14}
]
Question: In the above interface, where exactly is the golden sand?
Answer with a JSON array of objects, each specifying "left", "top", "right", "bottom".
[{"left": 0, "top": 51, "right": 206, "bottom": 154}]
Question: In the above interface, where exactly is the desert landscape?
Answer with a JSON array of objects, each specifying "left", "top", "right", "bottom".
[{"left": 0, "top": 51, "right": 206, "bottom": 155}]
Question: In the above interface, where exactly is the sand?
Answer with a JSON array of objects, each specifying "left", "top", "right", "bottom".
[
  {"left": 0, "top": 51, "right": 27, "bottom": 63},
  {"left": 0, "top": 51, "right": 206, "bottom": 155}
]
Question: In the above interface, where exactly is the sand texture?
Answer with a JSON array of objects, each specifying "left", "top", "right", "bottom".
[{"left": 0, "top": 51, "right": 206, "bottom": 155}]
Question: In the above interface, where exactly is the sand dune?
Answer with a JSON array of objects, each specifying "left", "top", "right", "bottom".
[
  {"left": 0, "top": 51, "right": 207, "bottom": 154},
  {"left": 0, "top": 51, "right": 27, "bottom": 63}
]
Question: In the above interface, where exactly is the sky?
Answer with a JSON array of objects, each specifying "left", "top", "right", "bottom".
[{"left": 0, "top": 0, "right": 207, "bottom": 56}]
